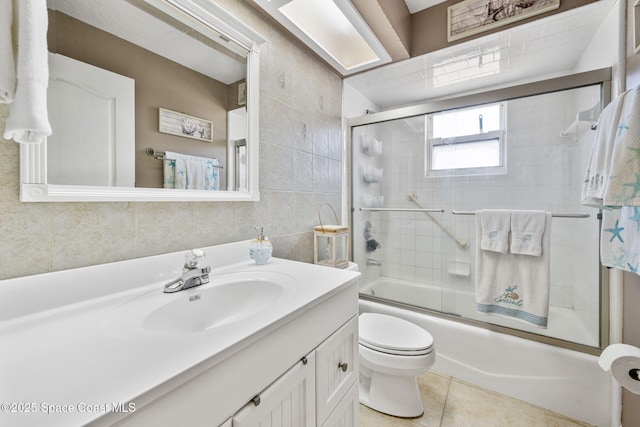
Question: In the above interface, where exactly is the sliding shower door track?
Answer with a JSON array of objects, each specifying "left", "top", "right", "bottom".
[{"left": 358, "top": 293, "right": 604, "bottom": 356}]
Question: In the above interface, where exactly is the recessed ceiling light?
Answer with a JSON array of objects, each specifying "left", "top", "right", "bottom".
[{"left": 250, "top": 0, "right": 390, "bottom": 75}]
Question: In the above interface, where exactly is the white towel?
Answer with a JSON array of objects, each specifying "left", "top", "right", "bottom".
[
  {"left": 475, "top": 212, "right": 552, "bottom": 328},
  {"left": 479, "top": 210, "right": 510, "bottom": 254},
  {"left": 510, "top": 210, "right": 546, "bottom": 256},
  {"left": 184, "top": 158, "right": 206, "bottom": 190},
  {"left": 582, "top": 87, "right": 640, "bottom": 208},
  {"left": 162, "top": 151, "right": 219, "bottom": 191},
  {"left": 206, "top": 158, "right": 220, "bottom": 191},
  {"left": 0, "top": 0, "right": 15, "bottom": 103},
  {"left": 601, "top": 207, "right": 640, "bottom": 274},
  {"left": 602, "top": 87, "right": 640, "bottom": 207},
  {"left": 2, "top": 0, "right": 51, "bottom": 143},
  {"left": 582, "top": 88, "right": 640, "bottom": 276},
  {"left": 581, "top": 93, "right": 626, "bottom": 207}
]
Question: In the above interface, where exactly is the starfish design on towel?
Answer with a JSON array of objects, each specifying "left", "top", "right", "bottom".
[
  {"left": 618, "top": 115, "right": 630, "bottom": 136},
  {"left": 630, "top": 208, "right": 640, "bottom": 232},
  {"left": 604, "top": 220, "right": 625, "bottom": 243},
  {"left": 628, "top": 262, "right": 639, "bottom": 274},
  {"left": 611, "top": 254, "right": 626, "bottom": 268},
  {"left": 623, "top": 174, "right": 640, "bottom": 200}
]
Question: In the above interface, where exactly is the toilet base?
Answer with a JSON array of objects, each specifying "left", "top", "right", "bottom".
[{"left": 359, "top": 370, "right": 424, "bottom": 418}]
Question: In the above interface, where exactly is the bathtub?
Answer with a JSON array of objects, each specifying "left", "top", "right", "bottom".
[
  {"left": 359, "top": 279, "right": 612, "bottom": 427},
  {"left": 360, "top": 277, "right": 599, "bottom": 347}
]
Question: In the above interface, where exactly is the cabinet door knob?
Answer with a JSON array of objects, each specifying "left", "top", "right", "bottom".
[
  {"left": 338, "top": 362, "right": 348, "bottom": 372},
  {"left": 251, "top": 395, "right": 261, "bottom": 406}
]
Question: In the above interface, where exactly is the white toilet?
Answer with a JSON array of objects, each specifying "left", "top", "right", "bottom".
[{"left": 358, "top": 312, "right": 435, "bottom": 417}]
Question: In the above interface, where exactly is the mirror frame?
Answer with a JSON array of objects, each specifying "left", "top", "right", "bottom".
[{"left": 20, "top": 0, "right": 266, "bottom": 202}]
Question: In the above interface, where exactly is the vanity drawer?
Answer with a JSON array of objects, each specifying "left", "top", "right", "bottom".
[
  {"left": 321, "top": 381, "right": 359, "bottom": 427},
  {"left": 233, "top": 352, "right": 316, "bottom": 427},
  {"left": 315, "top": 315, "right": 358, "bottom": 425}
]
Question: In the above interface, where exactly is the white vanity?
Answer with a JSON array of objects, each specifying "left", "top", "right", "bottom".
[{"left": 0, "top": 241, "right": 360, "bottom": 427}]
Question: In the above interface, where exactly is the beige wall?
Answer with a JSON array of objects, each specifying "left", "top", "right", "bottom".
[
  {"left": 49, "top": 11, "right": 236, "bottom": 189},
  {"left": 0, "top": 0, "right": 342, "bottom": 280}
]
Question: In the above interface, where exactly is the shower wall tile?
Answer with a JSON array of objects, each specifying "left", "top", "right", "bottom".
[{"left": 0, "top": 0, "right": 343, "bottom": 280}]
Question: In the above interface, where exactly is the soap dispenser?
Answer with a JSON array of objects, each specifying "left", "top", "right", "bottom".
[{"left": 250, "top": 226, "right": 272, "bottom": 265}]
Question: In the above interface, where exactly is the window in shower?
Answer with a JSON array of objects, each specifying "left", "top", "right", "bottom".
[{"left": 426, "top": 102, "right": 505, "bottom": 176}]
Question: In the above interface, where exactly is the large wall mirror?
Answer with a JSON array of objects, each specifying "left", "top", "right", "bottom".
[{"left": 20, "top": 0, "right": 265, "bottom": 202}]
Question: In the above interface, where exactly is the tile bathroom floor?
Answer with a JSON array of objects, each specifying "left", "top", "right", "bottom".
[{"left": 359, "top": 371, "right": 594, "bottom": 427}]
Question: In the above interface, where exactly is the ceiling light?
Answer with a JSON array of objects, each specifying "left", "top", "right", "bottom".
[{"left": 250, "top": 0, "right": 390, "bottom": 75}]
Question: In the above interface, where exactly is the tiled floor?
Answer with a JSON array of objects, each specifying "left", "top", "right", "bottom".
[{"left": 359, "top": 371, "right": 594, "bottom": 427}]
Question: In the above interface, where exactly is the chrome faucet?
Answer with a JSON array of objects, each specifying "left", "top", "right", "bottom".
[{"left": 164, "top": 249, "right": 211, "bottom": 293}]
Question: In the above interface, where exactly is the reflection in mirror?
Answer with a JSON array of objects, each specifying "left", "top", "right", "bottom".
[{"left": 21, "top": 0, "right": 264, "bottom": 202}]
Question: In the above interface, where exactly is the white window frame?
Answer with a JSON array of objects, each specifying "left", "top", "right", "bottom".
[{"left": 425, "top": 103, "right": 507, "bottom": 178}]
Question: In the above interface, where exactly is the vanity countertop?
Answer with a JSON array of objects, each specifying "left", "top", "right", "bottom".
[{"left": 0, "top": 241, "right": 360, "bottom": 426}]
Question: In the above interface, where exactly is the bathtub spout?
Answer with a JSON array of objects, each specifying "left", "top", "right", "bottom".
[{"left": 367, "top": 259, "right": 382, "bottom": 267}]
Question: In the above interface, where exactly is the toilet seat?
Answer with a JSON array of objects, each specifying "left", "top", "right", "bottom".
[{"left": 359, "top": 313, "right": 433, "bottom": 356}]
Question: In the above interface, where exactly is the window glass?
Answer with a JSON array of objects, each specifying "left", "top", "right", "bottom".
[{"left": 427, "top": 102, "right": 505, "bottom": 176}]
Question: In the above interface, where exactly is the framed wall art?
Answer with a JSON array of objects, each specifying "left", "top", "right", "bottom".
[
  {"left": 158, "top": 108, "right": 213, "bottom": 142},
  {"left": 447, "top": 0, "right": 560, "bottom": 42}
]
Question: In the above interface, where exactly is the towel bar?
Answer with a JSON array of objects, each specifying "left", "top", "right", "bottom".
[
  {"left": 359, "top": 208, "right": 445, "bottom": 213},
  {"left": 451, "top": 210, "right": 590, "bottom": 218},
  {"left": 145, "top": 148, "right": 223, "bottom": 168}
]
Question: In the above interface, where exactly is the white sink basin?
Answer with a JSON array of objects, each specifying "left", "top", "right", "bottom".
[{"left": 106, "top": 271, "right": 298, "bottom": 336}]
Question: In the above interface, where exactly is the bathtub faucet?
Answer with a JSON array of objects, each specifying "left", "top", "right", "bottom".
[
  {"left": 164, "top": 249, "right": 211, "bottom": 293},
  {"left": 367, "top": 259, "right": 382, "bottom": 267}
]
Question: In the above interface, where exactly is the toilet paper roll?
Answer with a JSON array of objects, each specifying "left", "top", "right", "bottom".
[{"left": 599, "top": 344, "right": 640, "bottom": 394}]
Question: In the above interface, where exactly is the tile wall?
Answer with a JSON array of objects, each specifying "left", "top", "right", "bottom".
[{"left": 0, "top": 0, "right": 343, "bottom": 280}]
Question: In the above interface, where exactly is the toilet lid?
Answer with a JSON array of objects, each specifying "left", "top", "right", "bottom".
[{"left": 359, "top": 313, "right": 433, "bottom": 356}]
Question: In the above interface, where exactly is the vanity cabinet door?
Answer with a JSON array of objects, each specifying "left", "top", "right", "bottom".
[
  {"left": 232, "top": 352, "right": 316, "bottom": 427},
  {"left": 321, "top": 381, "right": 359, "bottom": 427},
  {"left": 315, "top": 316, "right": 358, "bottom": 425}
]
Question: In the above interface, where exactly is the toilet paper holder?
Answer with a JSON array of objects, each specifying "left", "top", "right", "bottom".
[{"left": 599, "top": 344, "right": 640, "bottom": 394}]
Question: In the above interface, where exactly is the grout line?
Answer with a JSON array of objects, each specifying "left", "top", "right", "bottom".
[{"left": 438, "top": 376, "right": 453, "bottom": 427}]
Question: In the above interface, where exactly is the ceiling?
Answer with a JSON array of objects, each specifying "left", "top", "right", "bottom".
[
  {"left": 403, "top": 0, "right": 443, "bottom": 14},
  {"left": 346, "top": 0, "right": 616, "bottom": 109},
  {"left": 48, "top": 0, "right": 247, "bottom": 85}
]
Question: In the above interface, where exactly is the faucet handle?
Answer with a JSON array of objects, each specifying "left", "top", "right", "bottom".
[{"left": 185, "top": 248, "right": 206, "bottom": 269}]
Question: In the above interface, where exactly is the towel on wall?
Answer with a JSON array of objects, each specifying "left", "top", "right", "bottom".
[
  {"left": 582, "top": 86, "right": 640, "bottom": 208},
  {"left": 163, "top": 151, "right": 219, "bottom": 191},
  {"left": 582, "top": 86, "right": 640, "bottom": 276},
  {"left": 0, "top": 0, "right": 15, "bottom": 103},
  {"left": 601, "top": 207, "right": 640, "bottom": 274},
  {"left": 510, "top": 210, "right": 546, "bottom": 256},
  {"left": 479, "top": 210, "right": 510, "bottom": 254},
  {"left": 2, "top": 0, "right": 52, "bottom": 143},
  {"left": 475, "top": 212, "right": 552, "bottom": 328},
  {"left": 581, "top": 92, "right": 627, "bottom": 207}
]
